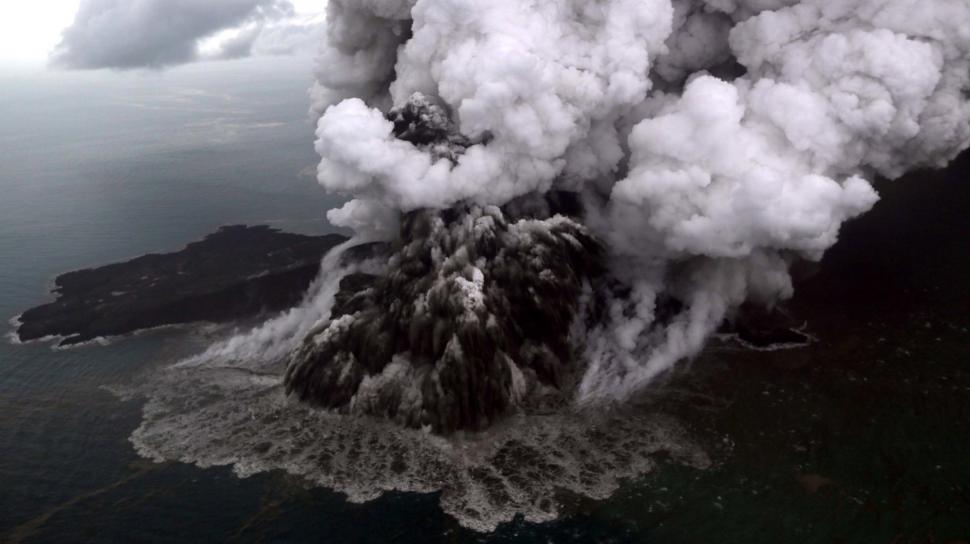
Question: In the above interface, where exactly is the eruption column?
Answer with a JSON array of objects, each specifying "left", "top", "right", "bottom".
[{"left": 294, "top": 0, "right": 970, "bottom": 419}]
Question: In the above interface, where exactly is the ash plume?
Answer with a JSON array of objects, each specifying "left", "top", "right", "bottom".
[
  {"left": 285, "top": 197, "right": 602, "bottom": 433},
  {"left": 297, "top": 0, "right": 970, "bottom": 422}
]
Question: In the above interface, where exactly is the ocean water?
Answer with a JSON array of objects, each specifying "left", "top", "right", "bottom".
[{"left": 1, "top": 60, "right": 969, "bottom": 543}]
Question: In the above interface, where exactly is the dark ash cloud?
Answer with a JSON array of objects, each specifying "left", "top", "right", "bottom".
[{"left": 51, "top": 0, "right": 298, "bottom": 69}]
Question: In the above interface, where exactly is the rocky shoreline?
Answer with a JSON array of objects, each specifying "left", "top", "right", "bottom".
[{"left": 14, "top": 225, "right": 347, "bottom": 347}]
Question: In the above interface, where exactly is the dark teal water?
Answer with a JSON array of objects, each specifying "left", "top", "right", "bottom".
[{"left": 1, "top": 63, "right": 968, "bottom": 543}]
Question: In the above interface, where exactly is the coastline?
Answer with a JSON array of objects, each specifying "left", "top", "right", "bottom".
[{"left": 12, "top": 225, "right": 347, "bottom": 347}]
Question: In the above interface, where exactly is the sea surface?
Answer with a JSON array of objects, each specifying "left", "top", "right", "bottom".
[{"left": 1, "top": 61, "right": 968, "bottom": 543}]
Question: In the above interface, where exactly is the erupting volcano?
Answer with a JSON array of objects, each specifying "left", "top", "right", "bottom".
[
  {"left": 276, "top": 0, "right": 970, "bottom": 430},
  {"left": 120, "top": 0, "right": 970, "bottom": 532}
]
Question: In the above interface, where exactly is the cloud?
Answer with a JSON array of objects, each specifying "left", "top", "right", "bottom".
[
  {"left": 50, "top": 0, "right": 322, "bottom": 69},
  {"left": 304, "top": 0, "right": 970, "bottom": 404}
]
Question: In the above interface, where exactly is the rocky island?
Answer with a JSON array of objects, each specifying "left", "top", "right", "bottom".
[{"left": 14, "top": 225, "right": 348, "bottom": 346}]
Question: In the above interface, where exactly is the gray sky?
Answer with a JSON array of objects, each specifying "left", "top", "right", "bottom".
[{"left": 0, "top": 0, "right": 326, "bottom": 71}]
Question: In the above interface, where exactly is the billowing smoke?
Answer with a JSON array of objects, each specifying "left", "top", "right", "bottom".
[{"left": 295, "top": 0, "right": 970, "bottom": 425}]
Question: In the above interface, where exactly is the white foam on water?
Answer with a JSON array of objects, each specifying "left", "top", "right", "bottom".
[
  {"left": 128, "top": 360, "right": 708, "bottom": 532},
  {"left": 51, "top": 336, "right": 113, "bottom": 350},
  {"left": 8, "top": 333, "right": 65, "bottom": 347},
  {"left": 121, "top": 241, "right": 709, "bottom": 532},
  {"left": 4, "top": 332, "right": 23, "bottom": 346},
  {"left": 5, "top": 314, "right": 29, "bottom": 345},
  {"left": 732, "top": 335, "right": 815, "bottom": 352},
  {"left": 713, "top": 323, "right": 816, "bottom": 353}
]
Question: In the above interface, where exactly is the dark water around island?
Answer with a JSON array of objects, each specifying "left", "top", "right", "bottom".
[{"left": 1, "top": 64, "right": 969, "bottom": 543}]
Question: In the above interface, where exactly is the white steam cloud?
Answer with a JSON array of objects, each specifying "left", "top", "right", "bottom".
[{"left": 311, "top": 0, "right": 970, "bottom": 401}]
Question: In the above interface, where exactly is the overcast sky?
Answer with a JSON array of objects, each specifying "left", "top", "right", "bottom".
[{"left": 0, "top": 0, "right": 326, "bottom": 71}]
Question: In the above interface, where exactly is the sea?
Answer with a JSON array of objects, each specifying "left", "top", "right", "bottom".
[{"left": 0, "top": 58, "right": 968, "bottom": 543}]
